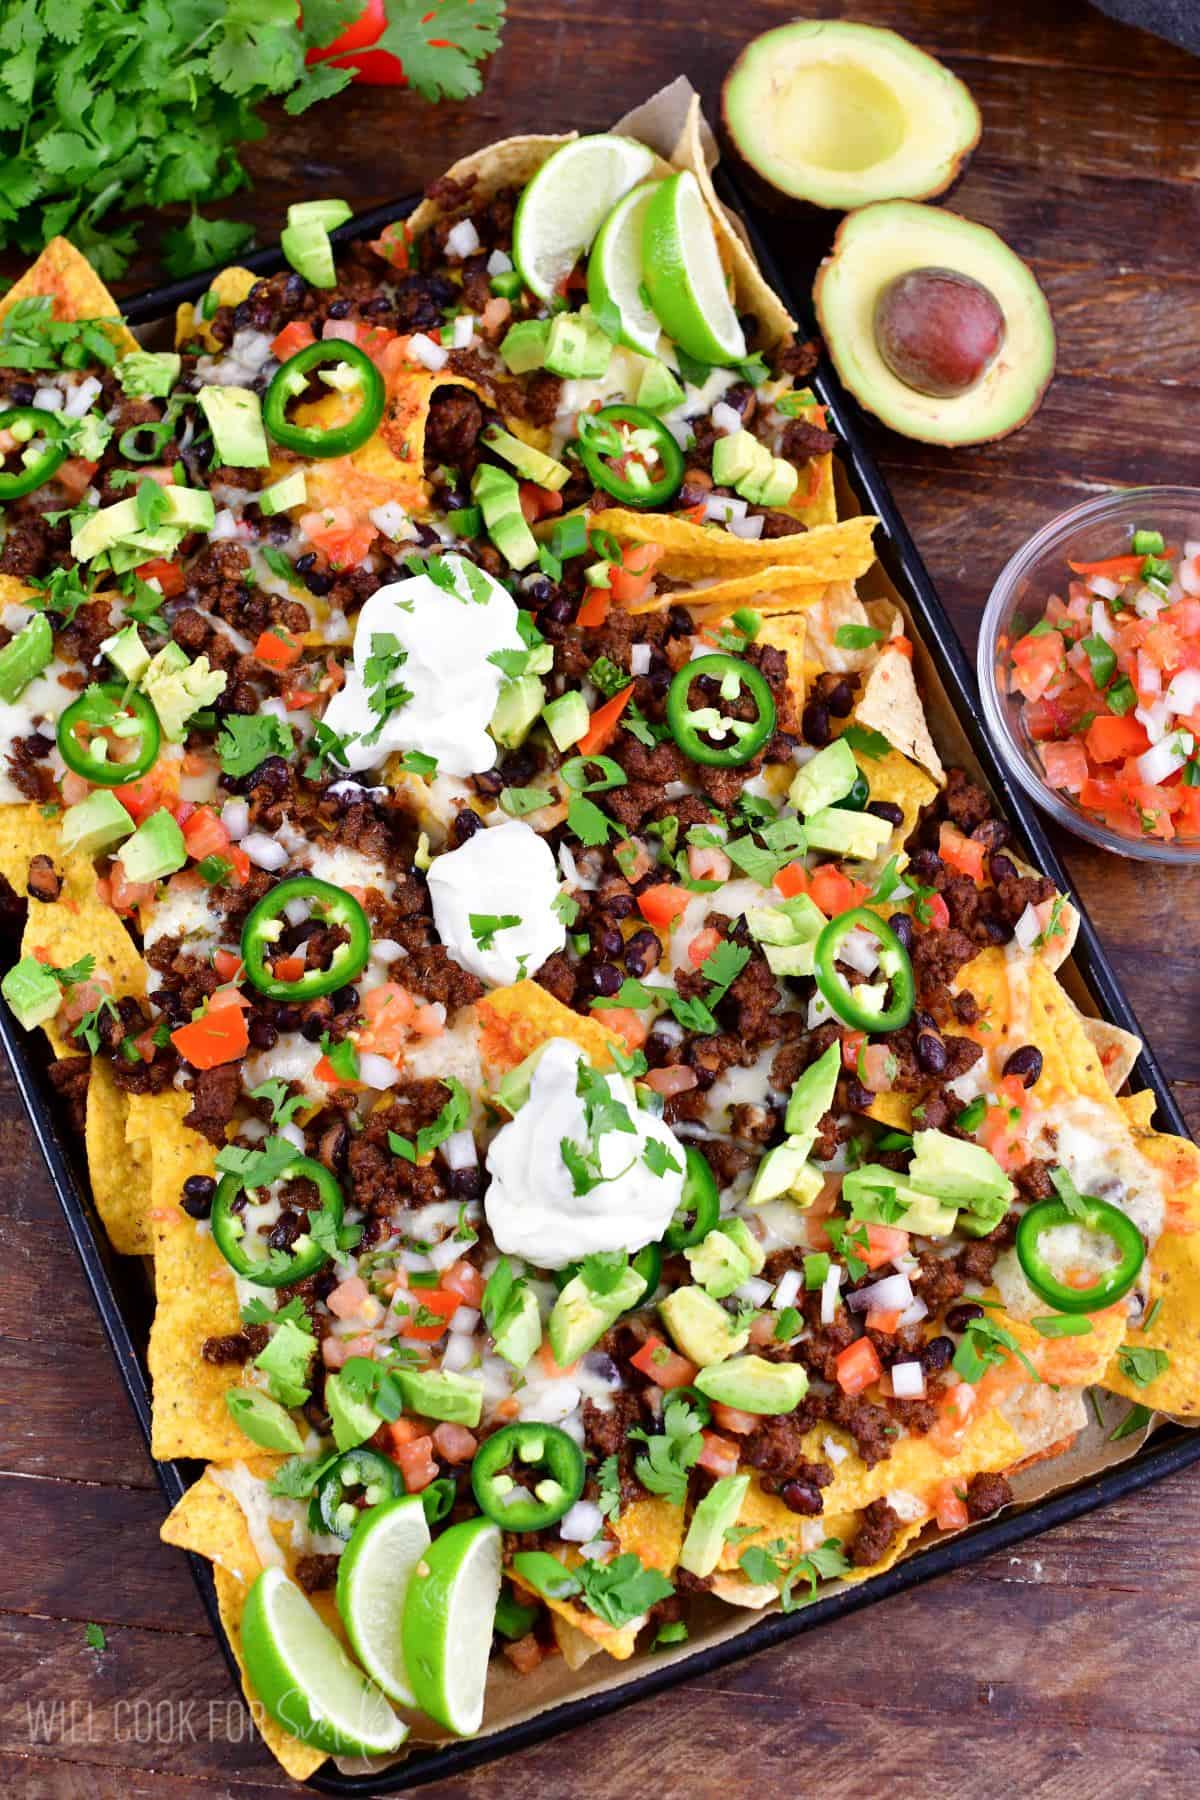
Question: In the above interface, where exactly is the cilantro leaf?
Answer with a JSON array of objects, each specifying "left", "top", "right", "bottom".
[
  {"left": 629, "top": 1394, "right": 703, "bottom": 1507},
  {"left": 574, "top": 1553, "right": 674, "bottom": 1629},
  {"left": 1115, "top": 1345, "right": 1169, "bottom": 1389},
  {"left": 595, "top": 1454, "right": 621, "bottom": 1521},
  {"left": 216, "top": 713, "right": 295, "bottom": 780}
]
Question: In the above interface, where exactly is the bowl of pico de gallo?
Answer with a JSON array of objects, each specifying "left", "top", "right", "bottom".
[{"left": 978, "top": 486, "right": 1200, "bottom": 862}]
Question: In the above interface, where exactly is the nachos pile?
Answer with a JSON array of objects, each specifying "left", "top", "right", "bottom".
[{"left": 0, "top": 97, "right": 1197, "bottom": 1781}]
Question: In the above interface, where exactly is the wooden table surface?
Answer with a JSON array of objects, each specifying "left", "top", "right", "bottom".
[{"left": 3, "top": 0, "right": 1200, "bottom": 1793}]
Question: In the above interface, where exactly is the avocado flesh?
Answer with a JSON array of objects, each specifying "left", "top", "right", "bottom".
[
  {"left": 815, "top": 201, "right": 1055, "bottom": 445},
  {"left": 722, "top": 20, "right": 980, "bottom": 212}
]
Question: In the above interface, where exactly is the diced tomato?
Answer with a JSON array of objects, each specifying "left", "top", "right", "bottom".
[
  {"left": 644, "top": 1065, "right": 699, "bottom": 1097},
  {"left": 227, "top": 845, "right": 251, "bottom": 886},
  {"left": 934, "top": 1479, "right": 969, "bottom": 1530},
  {"left": 212, "top": 948, "right": 243, "bottom": 984},
  {"left": 938, "top": 823, "right": 985, "bottom": 882},
  {"left": 56, "top": 458, "right": 98, "bottom": 502},
  {"left": 710, "top": 1403, "right": 759, "bottom": 1435},
  {"left": 271, "top": 954, "right": 307, "bottom": 984},
  {"left": 254, "top": 627, "right": 303, "bottom": 670},
  {"left": 834, "top": 1337, "right": 883, "bottom": 1396},
  {"left": 577, "top": 682, "right": 634, "bottom": 756},
  {"left": 926, "top": 891, "right": 950, "bottom": 931},
  {"left": 595, "top": 1005, "right": 648, "bottom": 1050},
  {"left": 982, "top": 1101, "right": 1029, "bottom": 1171},
  {"left": 502, "top": 1633, "right": 543, "bottom": 1675},
  {"left": 1069, "top": 551, "right": 1171, "bottom": 579},
  {"left": 399, "top": 1286, "right": 461, "bottom": 1342},
  {"left": 271, "top": 320, "right": 316, "bottom": 361},
  {"left": 431, "top": 1422, "right": 477, "bottom": 1463},
  {"left": 300, "top": 507, "right": 377, "bottom": 570},
  {"left": 615, "top": 837, "right": 653, "bottom": 883},
  {"left": 356, "top": 981, "right": 414, "bottom": 1055},
  {"left": 104, "top": 865, "right": 156, "bottom": 917},
  {"left": 687, "top": 926, "right": 722, "bottom": 968},
  {"left": 1085, "top": 713, "right": 1150, "bottom": 763},
  {"left": 112, "top": 760, "right": 178, "bottom": 824},
  {"left": 687, "top": 843, "right": 732, "bottom": 884},
  {"left": 863, "top": 1224, "right": 910, "bottom": 1270},
  {"left": 441, "top": 1260, "right": 485, "bottom": 1307},
  {"left": 859, "top": 1043, "right": 896, "bottom": 1093},
  {"left": 518, "top": 482, "right": 564, "bottom": 525},
  {"left": 866, "top": 1307, "right": 904, "bottom": 1334},
  {"left": 1009, "top": 630, "right": 1065, "bottom": 702},
  {"left": 696, "top": 1432, "right": 741, "bottom": 1479},
  {"left": 481, "top": 296, "right": 512, "bottom": 336},
  {"left": 181, "top": 806, "right": 230, "bottom": 862},
  {"left": 170, "top": 1000, "right": 249, "bottom": 1069},
  {"left": 313, "top": 1052, "right": 365, "bottom": 1090},
  {"left": 135, "top": 557, "right": 185, "bottom": 598},
  {"left": 609, "top": 542, "right": 662, "bottom": 605},
  {"left": 840, "top": 1030, "right": 866, "bottom": 1072},
  {"left": 630, "top": 1336, "right": 697, "bottom": 1390},
  {"left": 806, "top": 863, "right": 869, "bottom": 917},
  {"left": 1039, "top": 739, "right": 1090, "bottom": 794},
  {"left": 891, "top": 635, "right": 913, "bottom": 661},
  {"left": 394, "top": 1437, "right": 438, "bottom": 1493},
  {"left": 637, "top": 884, "right": 691, "bottom": 929},
  {"left": 367, "top": 220, "right": 412, "bottom": 271},
  {"left": 773, "top": 860, "right": 808, "bottom": 900},
  {"left": 576, "top": 587, "right": 611, "bottom": 628}
]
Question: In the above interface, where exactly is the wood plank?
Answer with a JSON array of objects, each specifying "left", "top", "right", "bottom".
[{"left": 0, "top": 1755, "right": 291, "bottom": 1800}]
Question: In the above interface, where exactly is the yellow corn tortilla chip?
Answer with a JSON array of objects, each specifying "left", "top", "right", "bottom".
[
  {"left": 711, "top": 1514, "right": 926, "bottom": 1609},
  {"left": 551, "top": 1611, "right": 603, "bottom": 1670},
  {"left": 855, "top": 645, "right": 945, "bottom": 783},
  {"left": 1120, "top": 1090, "right": 1158, "bottom": 1131},
  {"left": 174, "top": 266, "right": 258, "bottom": 353},
  {"left": 1078, "top": 1010, "right": 1141, "bottom": 1093},
  {"left": 629, "top": 565, "right": 824, "bottom": 620},
  {"left": 85, "top": 1056, "right": 152, "bottom": 1256},
  {"left": 757, "top": 610, "right": 807, "bottom": 705},
  {"left": 290, "top": 370, "right": 488, "bottom": 518},
  {"left": 855, "top": 743, "right": 939, "bottom": 845},
  {"left": 590, "top": 508, "right": 877, "bottom": 587},
  {"left": 406, "top": 135, "right": 578, "bottom": 240},
  {"left": 508, "top": 1556, "right": 642, "bottom": 1661},
  {"left": 1002, "top": 1303, "right": 1129, "bottom": 1391},
  {"left": 803, "top": 582, "right": 877, "bottom": 674},
  {"left": 613, "top": 1496, "right": 684, "bottom": 1575},
  {"left": 1103, "top": 1128, "right": 1200, "bottom": 1418},
  {"left": 0, "top": 236, "right": 139, "bottom": 356},
  {"left": 476, "top": 979, "right": 625, "bottom": 1074}
]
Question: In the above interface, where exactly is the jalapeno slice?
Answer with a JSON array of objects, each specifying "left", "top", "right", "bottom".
[
  {"left": 666, "top": 653, "right": 776, "bottom": 768},
  {"left": 574, "top": 403, "right": 684, "bottom": 509},
  {"left": 241, "top": 875, "right": 371, "bottom": 1000},
  {"left": 263, "top": 340, "right": 385, "bottom": 460},
  {"left": 662, "top": 1146, "right": 720, "bottom": 1251},
  {"left": 1016, "top": 1192, "right": 1145, "bottom": 1315},
  {"left": 308, "top": 1448, "right": 402, "bottom": 1539},
  {"left": 813, "top": 907, "right": 915, "bottom": 1034},
  {"left": 56, "top": 682, "right": 161, "bottom": 787},
  {"left": 210, "top": 1154, "right": 344, "bottom": 1287},
  {"left": 842, "top": 771, "right": 871, "bottom": 812},
  {"left": 0, "top": 407, "right": 67, "bottom": 499},
  {"left": 471, "top": 1421, "right": 585, "bottom": 1530}
]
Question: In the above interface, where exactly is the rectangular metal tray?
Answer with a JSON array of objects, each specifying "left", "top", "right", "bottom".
[{"left": 5, "top": 170, "right": 1199, "bottom": 1792}]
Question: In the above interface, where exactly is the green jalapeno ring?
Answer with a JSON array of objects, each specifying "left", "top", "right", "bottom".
[
  {"left": 574, "top": 403, "right": 685, "bottom": 510},
  {"left": 813, "top": 906, "right": 915, "bottom": 1035},
  {"left": 665, "top": 652, "right": 776, "bottom": 769},
  {"left": 57, "top": 682, "right": 161, "bottom": 787},
  {"left": 1016, "top": 1194, "right": 1145, "bottom": 1315},
  {"left": 662, "top": 1146, "right": 720, "bottom": 1252},
  {"left": 471, "top": 1421, "right": 586, "bottom": 1531},
  {"left": 0, "top": 407, "right": 67, "bottom": 499},
  {"left": 309, "top": 1447, "right": 402, "bottom": 1539},
  {"left": 241, "top": 875, "right": 372, "bottom": 1001},
  {"left": 263, "top": 340, "right": 386, "bottom": 460},
  {"left": 210, "top": 1153, "right": 344, "bottom": 1287},
  {"left": 841, "top": 771, "right": 871, "bottom": 812}
]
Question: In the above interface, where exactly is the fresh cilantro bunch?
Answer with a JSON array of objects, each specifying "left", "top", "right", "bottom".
[{"left": 0, "top": 0, "right": 506, "bottom": 280}]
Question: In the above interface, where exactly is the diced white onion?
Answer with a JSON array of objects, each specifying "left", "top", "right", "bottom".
[
  {"left": 558, "top": 840, "right": 592, "bottom": 888},
  {"left": 559, "top": 1499, "right": 604, "bottom": 1544},
  {"left": 702, "top": 493, "right": 748, "bottom": 524},
  {"left": 1136, "top": 652, "right": 1161, "bottom": 695},
  {"left": 220, "top": 798, "right": 250, "bottom": 840},
  {"left": 808, "top": 988, "right": 835, "bottom": 1030},
  {"left": 890, "top": 1360, "right": 926, "bottom": 1399},
  {"left": 1165, "top": 667, "right": 1200, "bottom": 715},
  {"left": 664, "top": 417, "right": 691, "bottom": 449},
  {"left": 1090, "top": 601, "right": 1114, "bottom": 643},
  {"left": 358, "top": 1052, "right": 402, "bottom": 1090},
  {"left": 847, "top": 1272, "right": 913, "bottom": 1314},
  {"left": 62, "top": 376, "right": 102, "bottom": 418},
  {"left": 823, "top": 1434, "right": 849, "bottom": 1465},
  {"left": 727, "top": 514, "right": 765, "bottom": 540},
  {"left": 518, "top": 1378, "right": 581, "bottom": 1424},
  {"left": 1013, "top": 903, "right": 1041, "bottom": 951},
  {"left": 428, "top": 1236, "right": 466, "bottom": 1274},
  {"left": 443, "top": 1128, "right": 478, "bottom": 1171},
  {"left": 486, "top": 248, "right": 513, "bottom": 275},
  {"left": 210, "top": 507, "right": 239, "bottom": 541},
  {"left": 1134, "top": 585, "right": 1166, "bottom": 620},
  {"left": 445, "top": 218, "right": 481, "bottom": 259},
  {"left": 773, "top": 1268, "right": 803, "bottom": 1310},
  {"left": 631, "top": 643, "right": 651, "bottom": 676},
  {"left": 1135, "top": 699, "right": 1172, "bottom": 744},
  {"left": 321, "top": 319, "right": 359, "bottom": 344},
  {"left": 897, "top": 1295, "right": 929, "bottom": 1329},
  {"left": 452, "top": 313, "right": 475, "bottom": 349},
  {"left": 242, "top": 831, "right": 288, "bottom": 871},
  {"left": 712, "top": 401, "right": 743, "bottom": 436},
  {"left": 448, "top": 1302, "right": 480, "bottom": 1333},
  {"left": 1136, "top": 730, "right": 1193, "bottom": 787},
  {"left": 371, "top": 938, "right": 405, "bottom": 964},
  {"left": 837, "top": 925, "right": 881, "bottom": 976},
  {"left": 650, "top": 1016, "right": 684, "bottom": 1045},
  {"left": 734, "top": 1275, "right": 773, "bottom": 1308},
  {"left": 480, "top": 1353, "right": 514, "bottom": 1405},
  {"left": 278, "top": 1121, "right": 306, "bottom": 1152},
  {"left": 820, "top": 1261, "right": 842, "bottom": 1326},
  {"left": 369, "top": 501, "right": 411, "bottom": 541},
  {"left": 408, "top": 332, "right": 449, "bottom": 372},
  {"left": 441, "top": 1333, "right": 476, "bottom": 1372},
  {"left": 1180, "top": 554, "right": 1200, "bottom": 598},
  {"left": 283, "top": 897, "right": 310, "bottom": 927},
  {"left": 33, "top": 385, "right": 63, "bottom": 412},
  {"left": 1086, "top": 574, "right": 1121, "bottom": 601}
]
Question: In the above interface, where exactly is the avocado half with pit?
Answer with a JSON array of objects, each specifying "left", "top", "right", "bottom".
[
  {"left": 722, "top": 20, "right": 980, "bottom": 213},
  {"left": 815, "top": 203, "right": 1056, "bottom": 446}
]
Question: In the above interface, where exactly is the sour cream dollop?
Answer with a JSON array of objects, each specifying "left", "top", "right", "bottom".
[
  {"left": 485, "top": 1037, "right": 687, "bottom": 1267},
  {"left": 427, "top": 819, "right": 566, "bottom": 987},
  {"left": 320, "top": 555, "right": 524, "bottom": 777}
]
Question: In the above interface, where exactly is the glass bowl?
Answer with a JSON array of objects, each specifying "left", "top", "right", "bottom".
[{"left": 977, "top": 485, "right": 1200, "bottom": 865}]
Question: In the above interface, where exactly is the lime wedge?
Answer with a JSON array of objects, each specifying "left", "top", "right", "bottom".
[
  {"left": 513, "top": 134, "right": 658, "bottom": 303},
  {"left": 336, "top": 1496, "right": 431, "bottom": 1708},
  {"left": 401, "top": 1516, "right": 502, "bottom": 1736},
  {"left": 587, "top": 181, "right": 664, "bottom": 357},
  {"left": 241, "top": 1566, "right": 408, "bottom": 1757},
  {"left": 642, "top": 170, "right": 747, "bottom": 366}
]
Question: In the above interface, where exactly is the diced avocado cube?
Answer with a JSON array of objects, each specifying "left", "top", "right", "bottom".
[
  {"left": 844, "top": 1165, "right": 958, "bottom": 1238},
  {"left": 480, "top": 424, "right": 569, "bottom": 492},
  {"left": 254, "top": 1317, "right": 315, "bottom": 1408},
  {"left": 803, "top": 806, "right": 894, "bottom": 860},
  {"left": 0, "top": 613, "right": 52, "bottom": 704},
  {"left": 162, "top": 484, "right": 216, "bottom": 534},
  {"left": 657, "top": 1285, "right": 749, "bottom": 1368},
  {"left": 490, "top": 675, "right": 546, "bottom": 748},
  {"left": 742, "top": 456, "right": 799, "bottom": 508},
  {"left": 686, "top": 1228, "right": 752, "bottom": 1300},
  {"left": 907, "top": 1128, "right": 1016, "bottom": 1211},
  {"left": 746, "top": 893, "right": 826, "bottom": 948},
  {"left": 224, "top": 1388, "right": 305, "bottom": 1454},
  {"left": 489, "top": 510, "right": 539, "bottom": 571},
  {"left": 784, "top": 1040, "right": 841, "bottom": 1145},
  {"left": 694, "top": 1354, "right": 809, "bottom": 1415},
  {"left": 259, "top": 470, "right": 307, "bottom": 518},
  {"left": 102, "top": 623, "right": 151, "bottom": 684},
  {"left": 1, "top": 955, "right": 62, "bottom": 1030},
  {"left": 472, "top": 463, "right": 538, "bottom": 570},
  {"left": 397, "top": 1368, "right": 484, "bottom": 1428},
  {"left": 748, "top": 1143, "right": 823, "bottom": 1207},
  {"left": 544, "top": 311, "right": 612, "bottom": 381},
  {"left": 117, "top": 809, "right": 187, "bottom": 883},
  {"left": 636, "top": 358, "right": 685, "bottom": 414},
  {"left": 789, "top": 737, "right": 859, "bottom": 817},
  {"left": 763, "top": 942, "right": 817, "bottom": 978},
  {"left": 716, "top": 1216, "right": 765, "bottom": 1275},
  {"left": 493, "top": 1042, "right": 549, "bottom": 1116},
  {"left": 549, "top": 1264, "right": 646, "bottom": 1366},
  {"left": 710, "top": 428, "right": 761, "bottom": 489},
  {"left": 324, "top": 1370, "right": 380, "bottom": 1451},
  {"left": 679, "top": 1473, "right": 750, "bottom": 1579},
  {"left": 541, "top": 689, "right": 590, "bottom": 752},
  {"left": 280, "top": 198, "right": 352, "bottom": 289},
  {"left": 492, "top": 1283, "right": 543, "bottom": 1367},
  {"left": 199, "top": 386, "right": 270, "bottom": 470},
  {"left": 117, "top": 351, "right": 181, "bottom": 399},
  {"left": 142, "top": 644, "right": 226, "bottom": 742},
  {"left": 500, "top": 320, "right": 550, "bottom": 374},
  {"left": 59, "top": 789, "right": 134, "bottom": 858}
]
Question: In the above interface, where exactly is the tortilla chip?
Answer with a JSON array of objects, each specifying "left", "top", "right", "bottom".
[
  {"left": 757, "top": 611, "right": 808, "bottom": 705},
  {"left": 1103, "top": 1129, "right": 1200, "bottom": 1418},
  {"left": 551, "top": 1611, "right": 603, "bottom": 1670},
  {"left": 802, "top": 582, "right": 877, "bottom": 674},
  {"left": 1078, "top": 1011, "right": 1141, "bottom": 1093},
  {"left": 508, "top": 1558, "right": 642, "bottom": 1661},
  {"left": 1001, "top": 1304, "right": 1129, "bottom": 1392},
  {"left": 712, "top": 1512, "right": 927, "bottom": 1610},
  {"left": 856, "top": 743, "right": 939, "bottom": 846},
  {"left": 141, "top": 1091, "right": 250, "bottom": 1461},
  {"left": 1120, "top": 1090, "right": 1158, "bottom": 1131},
  {"left": 590, "top": 509, "right": 878, "bottom": 587},
  {"left": 613, "top": 1497, "right": 684, "bottom": 1575},
  {"left": 1027, "top": 957, "right": 1126, "bottom": 1116},
  {"left": 0, "top": 237, "right": 138, "bottom": 356},
  {"left": 855, "top": 646, "right": 945, "bottom": 783},
  {"left": 476, "top": 979, "right": 625, "bottom": 1074},
  {"left": 174, "top": 266, "right": 258, "bottom": 352},
  {"left": 630, "top": 565, "right": 824, "bottom": 620},
  {"left": 407, "top": 136, "right": 579, "bottom": 241},
  {"left": 996, "top": 1380, "right": 1088, "bottom": 1460},
  {"left": 85, "top": 1055, "right": 152, "bottom": 1255}
]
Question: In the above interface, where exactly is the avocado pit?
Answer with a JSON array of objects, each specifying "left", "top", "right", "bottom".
[{"left": 874, "top": 267, "right": 1006, "bottom": 399}]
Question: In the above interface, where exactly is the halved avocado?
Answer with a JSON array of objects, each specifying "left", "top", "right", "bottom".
[
  {"left": 722, "top": 21, "right": 980, "bottom": 213},
  {"left": 815, "top": 202, "right": 1056, "bottom": 446}
]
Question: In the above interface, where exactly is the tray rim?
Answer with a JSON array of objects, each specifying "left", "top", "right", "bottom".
[{"left": 2, "top": 168, "right": 1195, "bottom": 1791}]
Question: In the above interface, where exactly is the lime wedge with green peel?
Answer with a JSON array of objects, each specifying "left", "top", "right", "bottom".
[
  {"left": 642, "top": 170, "right": 747, "bottom": 366},
  {"left": 587, "top": 181, "right": 664, "bottom": 357},
  {"left": 241, "top": 1566, "right": 408, "bottom": 1757},
  {"left": 336, "top": 1495, "right": 431, "bottom": 1708},
  {"left": 402, "top": 1516, "right": 502, "bottom": 1736},
  {"left": 513, "top": 134, "right": 658, "bottom": 303}
]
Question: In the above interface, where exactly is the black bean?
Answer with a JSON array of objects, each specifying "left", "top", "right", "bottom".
[
  {"left": 922, "top": 1334, "right": 954, "bottom": 1373},
  {"left": 605, "top": 891, "right": 636, "bottom": 921},
  {"left": 268, "top": 1209, "right": 304, "bottom": 1251},
  {"left": 332, "top": 986, "right": 359, "bottom": 1013},
  {"left": 946, "top": 1302, "right": 985, "bottom": 1334},
  {"left": 780, "top": 1479, "right": 824, "bottom": 1516},
  {"left": 282, "top": 272, "right": 307, "bottom": 307},
  {"left": 667, "top": 605, "right": 694, "bottom": 638},
  {"left": 445, "top": 1165, "right": 482, "bottom": 1199},
  {"left": 971, "top": 818, "right": 1010, "bottom": 850},
  {"left": 25, "top": 730, "right": 53, "bottom": 756},
  {"left": 590, "top": 963, "right": 622, "bottom": 997},
  {"left": 301, "top": 1013, "right": 328, "bottom": 1042},
  {"left": 916, "top": 1032, "right": 947, "bottom": 1075},
  {"left": 594, "top": 926, "right": 623, "bottom": 959},
  {"left": 1002, "top": 1045, "right": 1044, "bottom": 1088},
  {"left": 824, "top": 678, "right": 855, "bottom": 718},
  {"left": 801, "top": 700, "right": 831, "bottom": 746},
  {"left": 248, "top": 1016, "right": 278, "bottom": 1051},
  {"left": 544, "top": 596, "right": 573, "bottom": 625},
  {"left": 867, "top": 800, "right": 904, "bottom": 828},
  {"left": 982, "top": 917, "right": 1011, "bottom": 944},
  {"left": 451, "top": 807, "right": 481, "bottom": 846},
  {"left": 845, "top": 1077, "right": 874, "bottom": 1110},
  {"left": 624, "top": 928, "right": 661, "bottom": 977},
  {"left": 305, "top": 568, "right": 333, "bottom": 597},
  {"left": 294, "top": 552, "right": 316, "bottom": 574},
  {"left": 523, "top": 576, "right": 552, "bottom": 605},
  {"left": 319, "top": 1121, "right": 348, "bottom": 1173},
  {"left": 313, "top": 1266, "right": 340, "bottom": 1304},
  {"left": 472, "top": 769, "right": 503, "bottom": 797},
  {"left": 361, "top": 294, "right": 391, "bottom": 316},
  {"left": 181, "top": 1174, "right": 216, "bottom": 1218},
  {"left": 989, "top": 852, "right": 1018, "bottom": 885},
  {"left": 254, "top": 754, "right": 291, "bottom": 793},
  {"left": 9, "top": 381, "right": 33, "bottom": 406},
  {"left": 908, "top": 848, "right": 942, "bottom": 884},
  {"left": 327, "top": 298, "right": 352, "bottom": 319},
  {"left": 272, "top": 1004, "right": 302, "bottom": 1033},
  {"left": 887, "top": 913, "right": 914, "bottom": 954}
]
